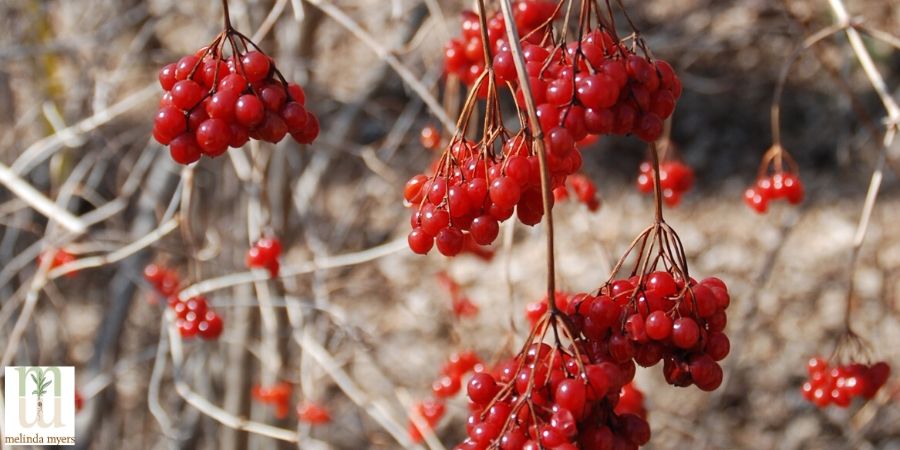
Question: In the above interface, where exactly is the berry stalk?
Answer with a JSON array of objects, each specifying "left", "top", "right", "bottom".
[{"left": 497, "top": 0, "right": 557, "bottom": 317}]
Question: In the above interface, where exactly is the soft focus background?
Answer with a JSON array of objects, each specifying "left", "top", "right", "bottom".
[{"left": 0, "top": 0, "right": 898, "bottom": 449}]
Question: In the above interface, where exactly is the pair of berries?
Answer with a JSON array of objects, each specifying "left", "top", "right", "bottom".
[
  {"left": 801, "top": 357, "right": 891, "bottom": 408},
  {"left": 252, "top": 382, "right": 293, "bottom": 419},
  {"left": 408, "top": 399, "right": 448, "bottom": 443},
  {"left": 246, "top": 236, "right": 282, "bottom": 277},
  {"left": 744, "top": 172, "right": 804, "bottom": 213},
  {"left": 636, "top": 160, "right": 694, "bottom": 207},
  {"left": 554, "top": 173, "right": 601, "bottom": 212},
  {"left": 408, "top": 351, "right": 483, "bottom": 443},
  {"left": 143, "top": 263, "right": 181, "bottom": 296},
  {"left": 154, "top": 48, "right": 319, "bottom": 165},
  {"left": 436, "top": 272, "right": 479, "bottom": 318},
  {"left": 430, "top": 350, "right": 484, "bottom": 401},
  {"left": 144, "top": 263, "right": 223, "bottom": 340}
]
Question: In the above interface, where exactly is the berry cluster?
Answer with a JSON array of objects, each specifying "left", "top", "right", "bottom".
[
  {"left": 37, "top": 249, "right": 77, "bottom": 277},
  {"left": 246, "top": 236, "right": 282, "bottom": 277},
  {"left": 153, "top": 32, "right": 318, "bottom": 164},
  {"left": 636, "top": 159, "right": 693, "bottom": 207},
  {"left": 409, "top": 350, "right": 483, "bottom": 443},
  {"left": 409, "top": 9, "right": 685, "bottom": 258},
  {"left": 450, "top": 213, "right": 731, "bottom": 449},
  {"left": 296, "top": 402, "right": 331, "bottom": 425},
  {"left": 454, "top": 339, "right": 651, "bottom": 450},
  {"left": 492, "top": 30, "right": 682, "bottom": 144},
  {"left": 144, "top": 264, "right": 224, "bottom": 340},
  {"left": 744, "top": 172, "right": 804, "bottom": 214},
  {"left": 554, "top": 173, "right": 601, "bottom": 212},
  {"left": 252, "top": 382, "right": 293, "bottom": 419},
  {"left": 801, "top": 357, "right": 891, "bottom": 408},
  {"left": 568, "top": 274, "right": 731, "bottom": 391},
  {"left": 406, "top": 129, "right": 573, "bottom": 256},
  {"left": 436, "top": 271, "right": 480, "bottom": 318},
  {"left": 444, "top": 1, "right": 557, "bottom": 87}
]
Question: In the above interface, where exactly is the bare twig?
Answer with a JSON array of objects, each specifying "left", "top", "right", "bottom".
[
  {"left": 304, "top": 0, "right": 454, "bottom": 131},
  {"left": 177, "top": 237, "right": 406, "bottom": 300},
  {"left": 0, "top": 161, "right": 87, "bottom": 233},
  {"left": 10, "top": 85, "right": 157, "bottom": 175}
]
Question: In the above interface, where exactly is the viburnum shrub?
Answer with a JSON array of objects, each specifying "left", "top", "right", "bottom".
[
  {"left": 252, "top": 382, "right": 293, "bottom": 419},
  {"left": 636, "top": 141, "right": 693, "bottom": 207},
  {"left": 409, "top": 1, "right": 731, "bottom": 448},
  {"left": 744, "top": 144, "right": 804, "bottom": 213},
  {"left": 153, "top": 3, "right": 318, "bottom": 165},
  {"left": 144, "top": 263, "right": 224, "bottom": 340},
  {"left": 246, "top": 236, "right": 282, "bottom": 277}
]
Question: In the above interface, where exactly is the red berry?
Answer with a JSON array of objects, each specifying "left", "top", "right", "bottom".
[
  {"left": 435, "top": 227, "right": 464, "bottom": 256},
  {"left": 239, "top": 51, "right": 271, "bottom": 83},
  {"left": 235, "top": 95, "right": 265, "bottom": 127}
]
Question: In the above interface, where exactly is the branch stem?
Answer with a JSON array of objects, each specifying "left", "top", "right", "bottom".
[{"left": 498, "top": 0, "right": 557, "bottom": 314}]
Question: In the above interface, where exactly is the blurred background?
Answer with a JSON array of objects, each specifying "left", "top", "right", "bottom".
[{"left": 0, "top": 0, "right": 898, "bottom": 448}]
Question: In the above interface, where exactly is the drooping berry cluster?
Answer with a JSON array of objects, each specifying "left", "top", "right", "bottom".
[
  {"left": 37, "top": 249, "right": 77, "bottom": 277},
  {"left": 744, "top": 172, "right": 804, "bottom": 213},
  {"left": 636, "top": 159, "right": 693, "bottom": 207},
  {"left": 245, "top": 236, "right": 282, "bottom": 277},
  {"left": 252, "top": 382, "right": 293, "bottom": 419},
  {"left": 436, "top": 271, "right": 480, "bottom": 318},
  {"left": 405, "top": 120, "right": 569, "bottom": 255},
  {"left": 296, "top": 402, "right": 331, "bottom": 425},
  {"left": 493, "top": 31, "right": 682, "bottom": 144},
  {"left": 554, "top": 173, "right": 601, "bottom": 212},
  {"left": 454, "top": 334, "right": 651, "bottom": 449},
  {"left": 801, "top": 356, "right": 891, "bottom": 408},
  {"left": 144, "top": 264, "right": 224, "bottom": 340},
  {"left": 409, "top": 3, "right": 685, "bottom": 258},
  {"left": 567, "top": 273, "right": 731, "bottom": 391},
  {"left": 744, "top": 144, "right": 804, "bottom": 213},
  {"left": 153, "top": 28, "right": 318, "bottom": 164},
  {"left": 444, "top": 1, "right": 557, "bottom": 87},
  {"left": 452, "top": 275, "right": 730, "bottom": 449}
]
